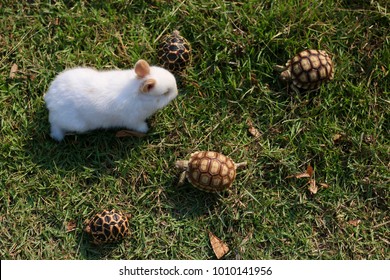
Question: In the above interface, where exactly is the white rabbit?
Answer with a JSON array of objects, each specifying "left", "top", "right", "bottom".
[{"left": 44, "top": 59, "right": 178, "bottom": 141}]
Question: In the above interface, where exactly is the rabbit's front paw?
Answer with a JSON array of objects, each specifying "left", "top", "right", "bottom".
[
  {"left": 135, "top": 122, "right": 149, "bottom": 133},
  {"left": 50, "top": 126, "right": 65, "bottom": 141}
]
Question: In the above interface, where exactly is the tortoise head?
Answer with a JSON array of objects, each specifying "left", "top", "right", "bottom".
[
  {"left": 175, "top": 160, "right": 189, "bottom": 170},
  {"left": 273, "top": 65, "right": 291, "bottom": 82},
  {"left": 279, "top": 69, "right": 291, "bottom": 82},
  {"left": 84, "top": 224, "right": 91, "bottom": 234},
  {"left": 172, "top": 29, "right": 181, "bottom": 37}
]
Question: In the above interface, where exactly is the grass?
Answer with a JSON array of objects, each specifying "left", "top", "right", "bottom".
[{"left": 0, "top": 0, "right": 389, "bottom": 260}]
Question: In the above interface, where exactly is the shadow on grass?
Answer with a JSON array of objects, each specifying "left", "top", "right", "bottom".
[
  {"left": 77, "top": 232, "right": 128, "bottom": 260},
  {"left": 164, "top": 180, "right": 224, "bottom": 220},
  {"left": 24, "top": 105, "right": 158, "bottom": 174}
]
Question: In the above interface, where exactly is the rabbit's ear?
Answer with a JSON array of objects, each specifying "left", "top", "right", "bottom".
[
  {"left": 135, "top": 60, "right": 150, "bottom": 78},
  {"left": 140, "top": 79, "right": 156, "bottom": 93}
]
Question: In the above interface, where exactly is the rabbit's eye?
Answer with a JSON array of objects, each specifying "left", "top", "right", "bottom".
[
  {"left": 163, "top": 90, "right": 170, "bottom": 95},
  {"left": 146, "top": 83, "right": 154, "bottom": 91}
]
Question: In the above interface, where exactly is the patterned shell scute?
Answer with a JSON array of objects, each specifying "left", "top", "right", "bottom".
[
  {"left": 157, "top": 30, "right": 192, "bottom": 73},
  {"left": 187, "top": 151, "right": 236, "bottom": 192},
  {"left": 86, "top": 210, "right": 129, "bottom": 244},
  {"left": 287, "top": 49, "right": 334, "bottom": 90}
]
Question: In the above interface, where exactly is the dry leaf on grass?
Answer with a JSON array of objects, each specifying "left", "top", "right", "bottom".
[
  {"left": 209, "top": 231, "right": 229, "bottom": 259},
  {"left": 286, "top": 165, "right": 313, "bottom": 179},
  {"left": 332, "top": 133, "right": 343, "bottom": 142},
  {"left": 285, "top": 172, "right": 309, "bottom": 179},
  {"left": 65, "top": 220, "right": 77, "bottom": 232},
  {"left": 348, "top": 219, "right": 361, "bottom": 227},
  {"left": 248, "top": 126, "right": 262, "bottom": 138},
  {"left": 286, "top": 165, "right": 325, "bottom": 195},
  {"left": 293, "top": 172, "right": 311, "bottom": 179},
  {"left": 306, "top": 165, "right": 314, "bottom": 177},
  {"left": 247, "top": 119, "right": 262, "bottom": 138},
  {"left": 308, "top": 179, "right": 317, "bottom": 194},
  {"left": 319, "top": 183, "right": 330, "bottom": 188},
  {"left": 9, "top": 63, "right": 18, "bottom": 79},
  {"left": 333, "top": 133, "right": 348, "bottom": 144}
]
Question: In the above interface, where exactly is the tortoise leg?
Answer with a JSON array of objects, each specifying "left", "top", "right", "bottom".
[
  {"left": 273, "top": 65, "right": 286, "bottom": 72},
  {"left": 177, "top": 171, "right": 187, "bottom": 186},
  {"left": 235, "top": 161, "right": 248, "bottom": 170},
  {"left": 290, "top": 83, "right": 300, "bottom": 94}
]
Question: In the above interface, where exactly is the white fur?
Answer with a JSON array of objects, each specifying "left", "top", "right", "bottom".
[{"left": 44, "top": 61, "right": 178, "bottom": 141}]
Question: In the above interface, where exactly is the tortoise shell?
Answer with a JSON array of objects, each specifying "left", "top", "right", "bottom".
[
  {"left": 281, "top": 49, "right": 334, "bottom": 90},
  {"left": 157, "top": 30, "right": 192, "bottom": 73},
  {"left": 186, "top": 151, "right": 237, "bottom": 192},
  {"left": 84, "top": 210, "right": 130, "bottom": 244}
]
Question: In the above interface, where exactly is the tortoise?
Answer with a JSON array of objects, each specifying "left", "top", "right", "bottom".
[
  {"left": 273, "top": 49, "right": 334, "bottom": 93},
  {"left": 84, "top": 209, "right": 130, "bottom": 245},
  {"left": 157, "top": 30, "right": 192, "bottom": 73},
  {"left": 175, "top": 151, "right": 247, "bottom": 192}
]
